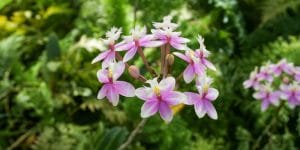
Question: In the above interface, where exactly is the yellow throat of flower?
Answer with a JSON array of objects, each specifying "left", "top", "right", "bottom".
[
  {"left": 203, "top": 84, "right": 209, "bottom": 93},
  {"left": 153, "top": 86, "right": 161, "bottom": 96},
  {"left": 108, "top": 69, "right": 113, "bottom": 78}
]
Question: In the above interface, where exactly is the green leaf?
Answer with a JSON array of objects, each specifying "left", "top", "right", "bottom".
[
  {"left": 0, "top": 0, "right": 12, "bottom": 10},
  {"left": 46, "top": 33, "right": 61, "bottom": 60}
]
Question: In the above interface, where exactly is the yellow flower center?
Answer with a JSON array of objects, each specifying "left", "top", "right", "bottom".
[
  {"left": 108, "top": 69, "right": 113, "bottom": 78},
  {"left": 153, "top": 86, "right": 161, "bottom": 96}
]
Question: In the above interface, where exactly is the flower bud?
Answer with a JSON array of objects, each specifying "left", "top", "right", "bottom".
[
  {"left": 128, "top": 65, "right": 140, "bottom": 79},
  {"left": 283, "top": 76, "right": 289, "bottom": 84},
  {"left": 166, "top": 54, "right": 174, "bottom": 66}
]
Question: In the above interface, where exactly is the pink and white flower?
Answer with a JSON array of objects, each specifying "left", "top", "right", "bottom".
[
  {"left": 135, "top": 77, "right": 186, "bottom": 122},
  {"left": 280, "top": 82, "right": 300, "bottom": 108},
  {"left": 257, "top": 65, "right": 273, "bottom": 82},
  {"left": 92, "top": 27, "right": 123, "bottom": 68},
  {"left": 184, "top": 75, "right": 219, "bottom": 119},
  {"left": 271, "top": 59, "right": 294, "bottom": 76},
  {"left": 243, "top": 67, "right": 260, "bottom": 89},
  {"left": 174, "top": 35, "right": 216, "bottom": 83},
  {"left": 116, "top": 26, "right": 163, "bottom": 62},
  {"left": 253, "top": 85, "right": 281, "bottom": 111},
  {"left": 151, "top": 16, "right": 189, "bottom": 50},
  {"left": 97, "top": 61, "right": 135, "bottom": 106}
]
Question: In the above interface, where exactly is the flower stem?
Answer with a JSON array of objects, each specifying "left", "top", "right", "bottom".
[
  {"left": 163, "top": 44, "right": 170, "bottom": 78},
  {"left": 137, "top": 47, "right": 156, "bottom": 77},
  {"left": 252, "top": 104, "right": 284, "bottom": 150},
  {"left": 118, "top": 118, "right": 148, "bottom": 150},
  {"left": 160, "top": 45, "right": 166, "bottom": 76}
]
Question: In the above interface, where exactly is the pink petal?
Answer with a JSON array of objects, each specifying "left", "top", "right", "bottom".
[
  {"left": 193, "top": 63, "right": 205, "bottom": 76},
  {"left": 194, "top": 100, "right": 205, "bottom": 118},
  {"left": 91, "top": 50, "right": 110, "bottom": 64},
  {"left": 203, "top": 100, "right": 218, "bottom": 120},
  {"left": 243, "top": 80, "right": 252, "bottom": 88},
  {"left": 135, "top": 87, "right": 154, "bottom": 101},
  {"left": 140, "top": 40, "right": 164, "bottom": 47},
  {"left": 115, "top": 42, "right": 134, "bottom": 51},
  {"left": 123, "top": 47, "right": 137, "bottom": 62},
  {"left": 97, "top": 69, "right": 109, "bottom": 83},
  {"left": 159, "top": 101, "right": 173, "bottom": 122},
  {"left": 113, "top": 61, "right": 125, "bottom": 80},
  {"left": 253, "top": 91, "right": 266, "bottom": 99},
  {"left": 269, "top": 92, "right": 280, "bottom": 106},
  {"left": 202, "top": 59, "right": 216, "bottom": 71},
  {"left": 159, "top": 76, "right": 176, "bottom": 91},
  {"left": 106, "top": 86, "right": 119, "bottom": 106},
  {"left": 172, "top": 36, "right": 190, "bottom": 44},
  {"left": 261, "top": 100, "right": 270, "bottom": 111},
  {"left": 205, "top": 88, "right": 219, "bottom": 101},
  {"left": 102, "top": 51, "right": 115, "bottom": 68},
  {"left": 97, "top": 84, "right": 109, "bottom": 99},
  {"left": 169, "top": 40, "right": 188, "bottom": 50},
  {"left": 183, "top": 64, "right": 195, "bottom": 83},
  {"left": 141, "top": 100, "right": 159, "bottom": 118},
  {"left": 139, "top": 35, "right": 155, "bottom": 43},
  {"left": 162, "top": 91, "right": 186, "bottom": 105},
  {"left": 173, "top": 52, "right": 190, "bottom": 62},
  {"left": 114, "top": 81, "right": 135, "bottom": 97},
  {"left": 184, "top": 92, "right": 199, "bottom": 105}
]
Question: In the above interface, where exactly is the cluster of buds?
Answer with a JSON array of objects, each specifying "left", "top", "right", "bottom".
[
  {"left": 91, "top": 16, "right": 219, "bottom": 122},
  {"left": 244, "top": 59, "right": 300, "bottom": 111}
]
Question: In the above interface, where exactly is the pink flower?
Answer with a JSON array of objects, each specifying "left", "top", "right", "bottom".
[
  {"left": 271, "top": 59, "right": 294, "bottom": 76},
  {"left": 92, "top": 27, "right": 123, "bottom": 68},
  {"left": 151, "top": 16, "right": 189, "bottom": 50},
  {"left": 174, "top": 36, "right": 216, "bottom": 83},
  {"left": 135, "top": 77, "right": 187, "bottom": 122},
  {"left": 280, "top": 83, "right": 300, "bottom": 108},
  {"left": 116, "top": 26, "right": 163, "bottom": 62},
  {"left": 97, "top": 61, "right": 135, "bottom": 106},
  {"left": 253, "top": 85, "right": 281, "bottom": 111},
  {"left": 257, "top": 65, "right": 273, "bottom": 82},
  {"left": 184, "top": 75, "right": 219, "bottom": 119},
  {"left": 243, "top": 67, "right": 260, "bottom": 89},
  {"left": 292, "top": 67, "right": 300, "bottom": 82}
]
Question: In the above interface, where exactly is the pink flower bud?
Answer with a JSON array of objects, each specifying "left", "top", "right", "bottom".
[
  {"left": 166, "top": 54, "right": 174, "bottom": 66},
  {"left": 128, "top": 65, "right": 140, "bottom": 79}
]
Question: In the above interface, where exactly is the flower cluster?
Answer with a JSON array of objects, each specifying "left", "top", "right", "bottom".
[
  {"left": 91, "top": 16, "right": 219, "bottom": 122},
  {"left": 244, "top": 59, "right": 300, "bottom": 111}
]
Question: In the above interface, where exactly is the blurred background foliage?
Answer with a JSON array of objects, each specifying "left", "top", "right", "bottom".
[{"left": 0, "top": 0, "right": 300, "bottom": 149}]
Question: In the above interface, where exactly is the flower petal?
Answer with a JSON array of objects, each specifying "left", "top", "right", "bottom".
[
  {"left": 261, "top": 100, "right": 270, "bottom": 111},
  {"left": 106, "top": 87, "right": 120, "bottom": 106},
  {"left": 140, "top": 40, "right": 164, "bottom": 47},
  {"left": 141, "top": 100, "right": 159, "bottom": 118},
  {"left": 92, "top": 50, "right": 110, "bottom": 64},
  {"left": 194, "top": 100, "right": 206, "bottom": 118},
  {"left": 170, "top": 40, "right": 188, "bottom": 50},
  {"left": 159, "top": 76, "right": 176, "bottom": 91},
  {"left": 173, "top": 52, "right": 190, "bottom": 62},
  {"left": 97, "top": 69, "right": 109, "bottom": 83},
  {"left": 102, "top": 51, "right": 115, "bottom": 68},
  {"left": 205, "top": 88, "right": 219, "bottom": 101},
  {"left": 114, "top": 81, "right": 135, "bottom": 97},
  {"left": 203, "top": 100, "right": 218, "bottom": 120},
  {"left": 112, "top": 61, "right": 125, "bottom": 80},
  {"left": 159, "top": 101, "right": 173, "bottom": 122},
  {"left": 203, "top": 59, "right": 216, "bottom": 71},
  {"left": 115, "top": 42, "right": 134, "bottom": 51},
  {"left": 253, "top": 91, "right": 266, "bottom": 99},
  {"left": 135, "top": 87, "right": 154, "bottom": 100},
  {"left": 183, "top": 64, "right": 195, "bottom": 83},
  {"left": 184, "top": 92, "right": 199, "bottom": 105},
  {"left": 193, "top": 63, "right": 205, "bottom": 76},
  {"left": 162, "top": 91, "right": 186, "bottom": 105},
  {"left": 97, "top": 84, "right": 110, "bottom": 99},
  {"left": 123, "top": 47, "right": 137, "bottom": 62}
]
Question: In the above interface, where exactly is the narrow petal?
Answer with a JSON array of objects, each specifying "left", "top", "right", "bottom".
[
  {"left": 106, "top": 87, "right": 120, "bottom": 106},
  {"left": 203, "top": 59, "right": 216, "bottom": 71},
  {"left": 183, "top": 64, "right": 195, "bottom": 83},
  {"left": 193, "top": 63, "right": 205, "bottom": 76},
  {"left": 97, "top": 84, "right": 109, "bottom": 99},
  {"left": 159, "top": 76, "right": 176, "bottom": 91},
  {"left": 243, "top": 80, "right": 253, "bottom": 88},
  {"left": 203, "top": 100, "right": 218, "bottom": 120},
  {"left": 173, "top": 52, "right": 190, "bottom": 62},
  {"left": 184, "top": 92, "right": 199, "bottom": 105},
  {"left": 170, "top": 40, "right": 188, "bottom": 50},
  {"left": 135, "top": 87, "right": 154, "bottom": 101},
  {"left": 115, "top": 42, "right": 134, "bottom": 51},
  {"left": 205, "top": 88, "right": 219, "bottom": 101},
  {"left": 141, "top": 100, "right": 159, "bottom": 118},
  {"left": 261, "top": 100, "right": 270, "bottom": 111},
  {"left": 162, "top": 91, "right": 186, "bottom": 105},
  {"left": 253, "top": 91, "right": 266, "bottom": 99},
  {"left": 91, "top": 50, "right": 110, "bottom": 64},
  {"left": 102, "top": 51, "right": 115, "bottom": 68},
  {"left": 269, "top": 92, "right": 280, "bottom": 106},
  {"left": 140, "top": 40, "right": 164, "bottom": 47},
  {"left": 173, "top": 37, "right": 190, "bottom": 44},
  {"left": 113, "top": 61, "right": 125, "bottom": 80},
  {"left": 194, "top": 100, "right": 206, "bottom": 118},
  {"left": 123, "top": 47, "right": 137, "bottom": 62},
  {"left": 159, "top": 101, "right": 173, "bottom": 122},
  {"left": 97, "top": 69, "right": 109, "bottom": 83},
  {"left": 114, "top": 81, "right": 135, "bottom": 97}
]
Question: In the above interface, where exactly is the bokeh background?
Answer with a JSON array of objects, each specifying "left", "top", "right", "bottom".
[{"left": 1, "top": 0, "right": 300, "bottom": 149}]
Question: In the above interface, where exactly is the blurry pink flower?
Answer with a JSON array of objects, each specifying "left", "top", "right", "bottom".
[
  {"left": 253, "top": 85, "right": 281, "bottom": 111},
  {"left": 135, "top": 77, "right": 186, "bottom": 122},
  {"left": 174, "top": 36, "right": 215, "bottom": 83},
  {"left": 184, "top": 75, "right": 219, "bottom": 119},
  {"left": 280, "top": 82, "right": 300, "bottom": 108},
  {"left": 116, "top": 26, "right": 163, "bottom": 62},
  {"left": 243, "top": 67, "right": 260, "bottom": 89},
  {"left": 97, "top": 61, "right": 135, "bottom": 106},
  {"left": 292, "top": 67, "right": 300, "bottom": 82},
  {"left": 271, "top": 59, "right": 294, "bottom": 76},
  {"left": 257, "top": 65, "right": 273, "bottom": 82},
  {"left": 151, "top": 16, "right": 189, "bottom": 50},
  {"left": 92, "top": 27, "right": 123, "bottom": 68}
]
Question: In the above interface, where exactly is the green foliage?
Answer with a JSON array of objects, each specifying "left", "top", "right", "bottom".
[{"left": 1, "top": 0, "right": 300, "bottom": 149}]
